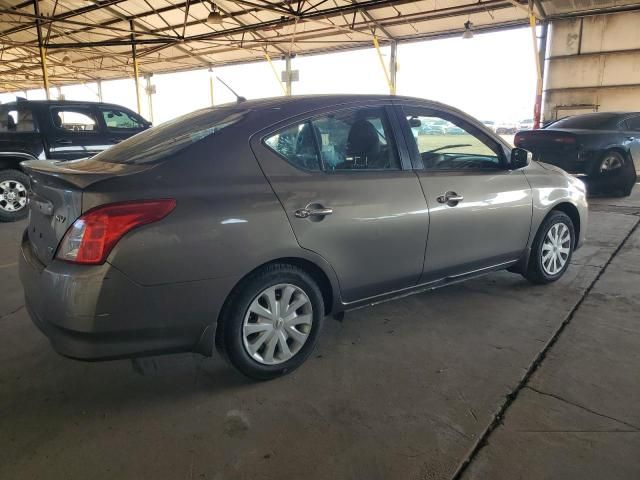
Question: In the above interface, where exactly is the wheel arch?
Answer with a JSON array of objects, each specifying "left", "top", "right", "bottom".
[
  {"left": 208, "top": 255, "right": 338, "bottom": 357},
  {"left": 550, "top": 201, "right": 581, "bottom": 245},
  {"left": 0, "top": 152, "right": 38, "bottom": 171}
]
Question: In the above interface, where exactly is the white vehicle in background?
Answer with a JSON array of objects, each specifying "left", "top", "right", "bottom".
[
  {"left": 518, "top": 119, "right": 535, "bottom": 130},
  {"left": 482, "top": 120, "right": 497, "bottom": 132},
  {"left": 496, "top": 121, "right": 517, "bottom": 135}
]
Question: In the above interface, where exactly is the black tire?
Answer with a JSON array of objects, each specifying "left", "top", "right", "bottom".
[
  {"left": 220, "top": 263, "right": 325, "bottom": 380},
  {"left": 0, "top": 169, "right": 30, "bottom": 222},
  {"left": 524, "top": 210, "right": 575, "bottom": 285},
  {"left": 589, "top": 150, "right": 636, "bottom": 197}
]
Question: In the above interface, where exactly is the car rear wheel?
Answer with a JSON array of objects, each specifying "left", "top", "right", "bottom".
[
  {"left": 220, "top": 264, "right": 325, "bottom": 380},
  {"left": 0, "top": 169, "right": 29, "bottom": 222},
  {"left": 524, "top": 210, "right": 575, "bottom": 284},
  {"left": 592, "top": 150, "right": 636, "bottom": 197}
]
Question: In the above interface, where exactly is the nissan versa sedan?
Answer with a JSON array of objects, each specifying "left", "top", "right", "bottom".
[{"left": 19, "top": 95, "right": 588, "bottom": 380}]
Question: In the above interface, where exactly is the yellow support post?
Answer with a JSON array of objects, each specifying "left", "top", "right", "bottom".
[
  {"left": 264, "top": 51, "right": 287, "bottom": 95},
  {"left": 372, "top": 36, "right": 395, "bottom": 95},
  {"left": 130, "top": 20, "right": 142, "bottom": 115},
  {"left": 33, "top": 0, "right": 50, "bottom": 99}
]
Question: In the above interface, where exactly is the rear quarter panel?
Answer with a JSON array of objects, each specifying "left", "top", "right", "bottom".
[{"left": 86, "top": 126, "right": 340, "bottom": 303}]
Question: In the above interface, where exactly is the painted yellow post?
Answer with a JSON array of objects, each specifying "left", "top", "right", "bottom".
[
  {"left": 372, "top": 36, "right": 395, "bottom": 95},
  {"left": 133, "top": 57, "right": 142, "bottom": 115},
  {"left": 264, "top": 51, "right": 287, "bottom": 95}
]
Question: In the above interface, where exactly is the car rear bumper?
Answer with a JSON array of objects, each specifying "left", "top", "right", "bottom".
[
  {"left": 533, "top": 151, "right": 598, "bottom": 175},
  {"left": 19, "top": 231, "right": 231, "bottom": 361}
]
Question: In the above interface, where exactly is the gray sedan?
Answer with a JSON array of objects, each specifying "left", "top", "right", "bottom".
[{"left": 19, "top": 95, "right": 588, "bottom": 379}]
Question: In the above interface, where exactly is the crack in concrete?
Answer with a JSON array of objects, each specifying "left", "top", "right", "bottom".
[
  {"left": 0, "top": 304, "right": 24, "bottom": 321},
  {"left": 525, "top": 386, "right": 640, "bottom": 431},
  {"left": 450, "top": 216, "right": 640, "bottom": 480}
]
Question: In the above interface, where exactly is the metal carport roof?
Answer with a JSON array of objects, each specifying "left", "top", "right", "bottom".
[{"left": 1, "top": 0, "right": 640, "bottom": 93}]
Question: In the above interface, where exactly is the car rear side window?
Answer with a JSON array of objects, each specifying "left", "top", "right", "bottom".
[
  {"left": 626, "top": 116, "right": 640, "bottom": 132},
  {"left": 264, "top": 121, "right": 321, "bottom": 171},
  {"left": 264, "top": 107, "right": 401, "bottom": 172},
  {"left": 51, "top": 107, "right": 98, "bottom": 132},
  {"left": 0, "top": 104, "right": 35, "bottom": 132},
  {"left": 100, "top": 108, "right": 145, "bottom": 130}
]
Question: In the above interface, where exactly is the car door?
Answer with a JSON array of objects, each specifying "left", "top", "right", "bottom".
[
  {"left": 395, "top": 103, "right": 533, "bottom": 283},
  {"left": 97, "top": 106, "right": 149, "bottom": 146},
  {"left": 251, "top": 104, "right": 429, "bottom": 303},
  {"left": 46, "top": 105, "right": 109, "bottom": 161}
]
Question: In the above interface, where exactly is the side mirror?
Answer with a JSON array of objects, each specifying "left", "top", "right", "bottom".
[
  {"left": 408, "top": 117, "right": 422, "bottom": 128},
  {"left": 510, "top": 147, "right": 531, "bottom": 169}
]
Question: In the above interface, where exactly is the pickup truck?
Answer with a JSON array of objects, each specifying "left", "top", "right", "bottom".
[{"left": 0, "top": 99, "right": 150, "bottom": 221}]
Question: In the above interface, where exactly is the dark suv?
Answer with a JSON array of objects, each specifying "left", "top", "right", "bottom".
[{"left": 0, "top": 99, "right": 150, "bottom": 221}]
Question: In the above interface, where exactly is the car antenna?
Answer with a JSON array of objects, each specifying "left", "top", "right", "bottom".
[{"left": 216, "top": 77, "right": 247, "bottom": 103}]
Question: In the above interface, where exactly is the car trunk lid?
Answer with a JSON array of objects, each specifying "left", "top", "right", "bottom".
[
  {"left": 514, "top": 129, "right": 580, "bottom": 154},
  {"left": 22, "top": 158, "right": 150, "bottom": 266}
]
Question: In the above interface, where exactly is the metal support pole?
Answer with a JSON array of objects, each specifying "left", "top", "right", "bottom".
[
  {"left": 537, "top": 20, "right": 549, "bottom": 126},
  {"left": 33, "top": 0, "right": 50, "bottom": 99},
  {"left": 284, "top": 54, "right": 292, "bottom": 96},
  {"left": 530, "top": 13, "right": 545, "bottom": 129},
  {"left": 389, "top": 40, "right": 398, "bottom": 95},
  {"left": 97, "top": 80, "right": 103, "bottom": 102},
  {"left": 208, "top": 67, "right": 215, "bottom": 106},
  {"left": 144, "top": 75, "right": 154, "bottom": 123},
  {"left": 130, "top": 20, "right": 142, "bottom": 115}
]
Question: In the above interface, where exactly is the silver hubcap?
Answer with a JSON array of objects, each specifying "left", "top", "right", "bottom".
[
  {"left": 0, "top": 180, "right": 27, "bottom": 212},
  {"left": 600, "top": 154, "right": 622, "bottom": 173},
  {"left": 242, "top": 283, "right": 313, "bottom": 365},
  {"left": 541, "top": 222, "right": 571, "bottom": 276}
]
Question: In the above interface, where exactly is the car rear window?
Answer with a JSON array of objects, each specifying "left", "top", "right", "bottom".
[
  {"left": 549, "top": 113, "right": 620, "bottom": 130},
  {"left": 92, "top": 106, "right": 248, "bottom": 164},
  {"left": 0, "top": 104, "right": 35, "bottom": 132}
]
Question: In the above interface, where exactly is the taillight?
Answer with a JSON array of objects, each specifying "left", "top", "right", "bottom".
[
  {"left": 514, "top": 133, "right": 525, "bottom": 146},
  {"left": 56, "top": 199, "right": 176, "bottom": 265}
]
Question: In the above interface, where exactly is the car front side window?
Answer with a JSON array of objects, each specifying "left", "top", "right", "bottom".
[
  {"left": 403, "top": 108, "right": 503, "bottom": 171},
  {"left": 51, "top": 108, "right": 98, "bottom": 132},
  {"left": 101, "top": 108, "right": 144, "bottom": 130}
]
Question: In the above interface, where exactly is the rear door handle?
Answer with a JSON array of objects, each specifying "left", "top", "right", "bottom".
[
  {"left": 294, "top": 206, "right": 333, "bottom": 218},
  {"left": 110, "top": 138, "right": 122, "bottom": 144},
  {"left": 437, "top": 191, "right": 464, "bottom": 205},
  {"left": 55, "top": 139, "right": 72, "bottom": 145}
]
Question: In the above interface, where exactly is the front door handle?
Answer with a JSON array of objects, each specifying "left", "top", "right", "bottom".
[
  {"left": 627, "top": 136, "right": 636, "bottom": 141},
  {"left": 110, "top": 138, "right": 122, "bottom": 144},
  {"left": 437, "top": 191, "right": 464, "bottom": 205},
  {"left": 294, "top": 206, "right": 333, "bottom": 219}
]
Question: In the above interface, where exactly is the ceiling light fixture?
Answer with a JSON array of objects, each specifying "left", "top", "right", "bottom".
[
  {"left": 207, "top": 3, "right": 224, "bottom": 24},
  {"left": 462, "top": 20, "right": 474, "bottom": 39},
  {"left": 62, "top": 54, "right": 72, "bottom": 65}
]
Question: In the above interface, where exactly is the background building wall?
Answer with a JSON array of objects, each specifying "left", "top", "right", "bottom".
[{"left": 544, "top": 11, "right": 640, "bottom": 121}]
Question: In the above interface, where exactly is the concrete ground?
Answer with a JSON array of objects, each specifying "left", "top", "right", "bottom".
[{"left": 1, "top": 186, "right": 639, "bottom": 480}]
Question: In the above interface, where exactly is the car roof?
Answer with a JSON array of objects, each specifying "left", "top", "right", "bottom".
[{"left": 6, "top": 98, "right": 139, "bottom": 110}]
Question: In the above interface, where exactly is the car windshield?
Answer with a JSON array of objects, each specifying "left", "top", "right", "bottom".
[
  {"left": 549, "top": 113, "right": 620, "bottom": 130},
  {"left": 92, "top": 106, "right": 248, "bottom": 164}
]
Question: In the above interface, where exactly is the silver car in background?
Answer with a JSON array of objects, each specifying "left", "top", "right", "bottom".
[{"left": 19, "top": 95, "right": 588, "bottom": 379}]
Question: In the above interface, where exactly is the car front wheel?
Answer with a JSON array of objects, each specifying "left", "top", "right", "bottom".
[
  {"left": 220, "top": 264, "right": 325, "bottom": 380},
  {"left": 524, "top": 210, "right": 575, "bottom": 284},
  {"left": 0, "top": 169, "right": 29, "bottom": 222}
]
